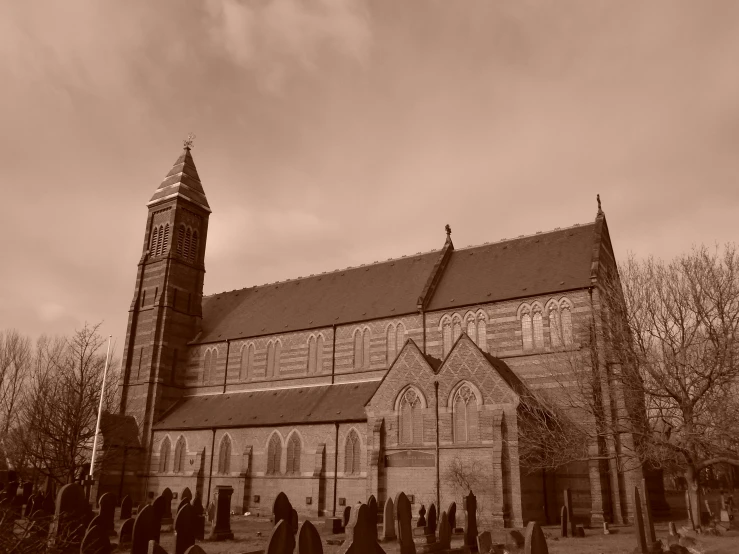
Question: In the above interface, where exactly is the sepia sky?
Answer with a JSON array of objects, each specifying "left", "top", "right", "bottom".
[{"left": 1, "top": 1, "right": 738, "bottom": 344}]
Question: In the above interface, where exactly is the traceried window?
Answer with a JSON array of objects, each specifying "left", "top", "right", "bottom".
[
  {"left": 162, "top": 223, "right": 170, "bottom": 254},
  {"left": 191, "top": 231, "right": 199, "bottom": 262},
  {"left": 533, "top": 310, "right": 543, "bottom": 348},
  {"left": 452, "top": 317, "right": 462, "bottom": 343},
  {"left": 184, "top": 228, "right": 192, "bottom": 260},
  {"left": 173, "top": 436, "right": 186, "bottom": 473},
  {"left": 442, "top": 319, "right": 453, "bottom": 357},
  {"left": 344, "top": 430, "right": 361, "bottom": 475},
  {"left": 549, "top": 308, "right": 561, "bottom": 347},
  {"left": 241, "top": 343, "right": 254, "bottom": 380},
  {"left": 267, "top": 434, "right": 282, "bottom": 475},
  {"left": 476, "top": 314, "right": 487, "bottom": 351},
  {"left": 399, "top": 388, "right": 424, "bottom": 445},
  {"left": 203, "top": 350, "right": 211, "bottom": 384},
  {"left": 286, "top": 434, "right": 301, "bottom": 475},
  {"left": 548, "top": 300, "right": 574, "bottom": 347},
  {"left": 453, "top": 384, "right": 479, "bottom": 443},
  {"left": 159, "top": 437, "right": 171, "bottom": 473},
  {"left": 217, "top": 435, "right": 232, "bottom": 475},
  {"left": 561, "top": 307, "right": 573, "bottom": 345}
]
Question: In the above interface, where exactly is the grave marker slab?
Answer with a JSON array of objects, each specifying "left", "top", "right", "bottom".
[
  {"left": 427, "top": 504, "right": 436, "bottom": 535},
  {"left": 151, "top": 495, "right": 166, "bottom": 543},
  {"left": 273, "top": 492, "right": 293, "bottom": 526},
  {"left": 396, "top": 492, "right": 416, "bottom": 554},
  {"left": 175, "top": 502, "right": 196, "bottom": 554},
  {"left": 417, "top": 505, "right": 426, "bottom": 527},
  {"left": 121, "top": 495, "right": 133, "bottom": 520},
  {"left": 120, "top": 517, "right": 135, "bottom": 547},
  {"left": 267, "top": 519, "right": 294, "bottom": 554},
  {"left": 523, "top": 521, "right": 548, "bottom": 554},
  {"left": 447, "top": 502, "right": 456, "bottom": 531},
  {"left": 382, "top": 497, "right": 396, "bottom": 541},
  {"left": 477, "top": 531, "right": 492, "bottom": 554},
  {"left": 98, "top": 492, "right": 116, "bottom": 536},
  {"left": 208, "top": 485, "right": 234, "bottom": 540},
  {"left": 438, "top": 511, "right": 451, "bottom": 549},
  {"left": 132, "top": 504, "right": 157, "bottom": 554},
  {"left": 161, "top": 487, "right": 174, "bottom": 524},
  {"left": 298, "top": 519, "right": 323, "bottom": 554},
  {"left": 464, "top": 491, "right": 478, "bottom": 552},
  {"left": 560, "top": 505, "right": 568, "bottom": 537},
  {"left": 81, "top": 523, "right": 111, "bottom": 554},
  {"left": 368, "top": 495, "right": 378, "bottom": 539}
]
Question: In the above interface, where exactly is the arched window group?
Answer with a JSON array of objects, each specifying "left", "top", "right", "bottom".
[
  {"left": 441, "top": 311, "right": 488, "bottom": 357},
  {"left": 266, "top": 340, "right": 282, "bottom": 377},
  {"left": 307, "top": 335, "right": 324, "bottom": 374},
  {"left": 519, "top": 298, "right": 574, "bottom": 350},
  {"left": 353, "top": 328, "right": 371, "bottom": 369},
  {"left": 173, "top": 436, "right": 186, "bottom": 473},
  {"left": 240, "top": 343, "right": 255, "bottom": 380},
  {"left": 203, "top": 348, "right": 218, "bottom": 384},
  {"left": 159, "top": 437, "right": 171, "bottom": 473},
  {"left": 150, "top": 223, "right": 170, "bottom": 257},
  {"left": 267, "top": 433, "right": 282, "bottom": 475},
  {"left": 344, "top": 429, "right": 361, "bottom": 475},
  {"left": 286, "top": 434, "right": 301, "bottom": 475},
  {"left": 160, "top": 435, "right": 187, "bottom": 473},
  {"left": 386, "top": 323, "right": 406, "bottom": 365},
  {"left": 452, "top": 383, "right": 480, "bottom": 443},
  {"left": 398, "top": 387, "right": 424, "bottom": 445},
  {"left": 218, "top": 435, "right": 232, "bottom": 475},
  {"left": 176, "top": 224, "right": 199, "bottom": 263}
]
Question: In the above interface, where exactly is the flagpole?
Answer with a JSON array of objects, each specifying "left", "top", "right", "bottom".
[{"left": 90, "top": 335, "right": 112, "bottom": 477}]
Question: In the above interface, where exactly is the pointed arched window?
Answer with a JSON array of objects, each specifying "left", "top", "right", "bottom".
[
  {"left": 155, "top": 225, "right": 164, "bottom": 256},
  {"left": 308, "top": 336, "right": 316, "bottom": 373},
  {"left": 561, "top": 307, "right": 573, "bottom": 345},
  {"left": 173, "top": 436, "right": 186, "bottom": 473},
  {"left": 549, "top": 308, "right": 561, "bottom": 347},
  {"left": 521, "top": 312, "right": 533, "bottom": 351},
  {"left": 353, "top": 330, "right": 363, "bottom": 369},
  {"left": 266, "top": 342, "right": 275, "bottom": 377},
  {"left": 315, "top": 335, "right": 324, "bottom": 373},
  {"left": 442, "top": 319, "right": 452, "bottom": 357},
  {"left": 177, "top": 225, "right": 185, "bottom": 255},
  {"left": 399, "top": 388, "right": 424, "bottom": 445},
  {"left": 184, "top": 228, "right": 192, "bottom": 260},
  {"left": 396, "top": 323, "right": 405, "bottom": 354},
  {"left": 533, "top": 310, "right": 544, "bottom": 348},
  {"left": 162, "top": 223, "right": 170, "bottom": 253},
  {"left": 344, "top": 430, "right": 361, "bottom": 475},
  {"left": 453, "top": 384, "right": 479, "bottom": 443},
  {"left": 452, "top": 318, "right": 462, "bottom": 343},
  {"left": 191, "top": 231, "right": 199, "bottom": 263},
  {"left": 203, "top": 350, "right": 212, "bottom": 384},
  {"left": 159, "top": 437, "right": 171, "bottom": 473},
  {"left": 286, "top": 434, "right": 301, "bottom": 475},
  {"left": 241, "top": 343, "right": 254, "bottom": 380},
  {"left": 218, "top": 435, "right": 232, "bottom": 475},
  {"left": 386, "top": 325, "right": 397, "bottom": 365},
  {"left": 362, "top": 328, "right": 371, "bottom": 368},
  {"left": 150, "top": 226, "right": 159, "bottom": 256},
  {"left": 267, "top": 434, "right": 282, "bottom": 475},
  {"left": 274, "top": 341, "right": 282, "bottom": 375},
  {"left": 466, "top": 316, "right": 476, "bottom": 341},
  {"left": 476, "top": 314, "right": 487, "bottom": 352}
]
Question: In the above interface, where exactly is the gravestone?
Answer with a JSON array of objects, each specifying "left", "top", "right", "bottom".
[
  {"left": 382, "top": 497, "right": 396, "bottom": 541},
  {"left": 368, "top": 495, "right": 378, "bottom": 539},
  {"left": 633, "top": 487, "right": 648, "bottom": 554},
  {"left": 208, "top": 484, "right": 234, "bottom": 540},
  {"left": 184, "top": 547, "right": 206, "bottom": 554},
  {"left": 121, "top": 495, "right": 133, "bottom": 520},
  {"left": 477, "top": 531, "right": 492, "bottom": 554},
  {"left": 298, "top": 519, "right": 323, "bottom": 554},
  {"left": 88, "top": 514, "right": 104, "bottom": 533},
  {"left": 464, "top": 491, "right": 478, "bottom": 552},
  {"left": 81, "top": 523, "right": 111, "bottom": 554},
  {"left": 574, "top": 524, "right": 585, "bottom": 537},
  {"left": 291, "top": 508, "right": 299, "bottom": 534},
  {"left": 132, "top": 504, "right": 156, "bottom": 554},
  {"left": 152, "top": 494, "right": 166, "bottom": 543},
  {"left": 175, "top": 502, "right": 196, "bottom": 554},
  {"left": 560, "top": 505, "right": 568, "bottom": 537},
  {"left": 181, "top": 487, "right": 192, "bottom": 503},
  {"left": 396, "top": 492, "right": 416, "bottom": 554},
  {"left": 507, "top": 529, "right": 525, "bottom": 551},
  {"left": 177, "top": 497, "right": 190, "bottom": 515},
  {"left": 267, "top": 519, "right": 293, "bottom": 554},
  {"left": 98, "top": 492, "right": 116, "bottom": 536},
  {"left": 148, "top": 540, "right": 168, "bottom": 554},
  {"left": 273, "top": 491, "right": 293, "bottom": 526},
  {"left": 161, "top": 487, "right": 174, "bottom": 524},
  {"left": 563, "top": 488, "right": 576, "bottom": 537},
  {"left": 641, "top": 479, "right": 658, "bottom": 551},
  {"left": 523, "top": 521, "right": 548, "bottom": 554},
  {"left": 137, "top": 501, "right": 148, "bottom": 516},
  {"left": 438, "top": 511, "right": 451, "bottom": 549},
  {"left": 417, "top": 505, "right": 427, "bottom": 527},
  {"left": 338, "top": 503, "right": 383, "bottom": 554},
  {"left": 427, "top": 504, "right": 437, "bottom": 535},
  {"left": 192, "top": 495, "right": 206, "bottom": 541},
  {"left": 120, "top": 517, "right": 135, "bottom": 547},
  {"left": 447, "top": 502, "right": 457, "bottom": 531},
  {"left": 343, "top": 505, "right": 352, "bottom": 528},
  {"left": 50, "top": 483, "right": 91, "bottom": 549}
]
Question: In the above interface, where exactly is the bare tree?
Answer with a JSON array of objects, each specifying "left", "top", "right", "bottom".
[{"left": 0, "top": 329, "right": 32, "bottom": 435}]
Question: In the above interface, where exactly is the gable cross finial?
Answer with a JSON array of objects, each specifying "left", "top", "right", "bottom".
[
  {"left": 183, "top": 132, "right": 196, "bottom": 150},
  {"left": 597, "top": 194, "right": 603, "bottom": 215},
  {"left": 445, "top": 224, "right": 452, "bottom": 238}
]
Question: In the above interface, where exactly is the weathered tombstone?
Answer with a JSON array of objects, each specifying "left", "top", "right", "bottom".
[
  {"left": 298, "top": 519, "right": 323, "bottom": 554},
  {"left": 447, "top": 502, "right": 457, "bottom": 531},
  {"left": 560, "top": 505, "right": 568, "bottom": 537},
  {"left": 273, "top": 491, "right": 293, "bottom": 526},
  {"left": 382, "top": 497, "right": 396, "bottom": 541},
  {"left": 438, "top": 510, "right": 451, "bottom": 549},
  {"left": 192, "top": 495, "right": 205, "bottom": 541},
  {"left": 120, "top": 517, "right": 135, "bottom": 547},
  {"left": 81, "top": 523, "right": 111, "bottom": 554},
  {"left": 417, "top": 505, "right": 427, "bottom": 527},
  {"left": 477, "top": 531, "right": 493, "bottom": 554},
  {"left": 49, "top": 483, "right": 91, "bottom": 548},
  {"left": 523, "top": 521, "right": 548, "bottom": 554},
  {"left": 343, "top": 505, "right": 352, "bottom": 528},
  {"left": 181, "top": 487, "right": 193, "bottom": 503},
  {"left": 368, "top": 495, "right": 378, "bottom": 539},
  {"left": 396, "top": 492, "right": 416, "bottom": 554},
  {"left": 132, "top": 504, "right": 157, "bottom": 554},
  {"left": 464, "top": 491, "right": 478, "bottom": 552},
  {"left": 184, "top": 547, "right": 207, "bottom": 554},
  {"left": 339, "top": 503, "right": 382, "bottom": 554},
  {"left": 121, "top": 495, "right": 133, "bottom": 520},
  {"left": 175, "top": 502, "right": 196, "bottom": 554},
  {"left": 161, "top": 487, "right": 174, "bottom": 524},
  {"left": 267, "top": 519, "right": 294, "bottom": 554},
  {"left": 427, "top": 504, "right": 437, "bottom": 535},
  {"left": 563, "top": 488, "right": 576, "bottom": 537},
  {"left": 208, "top": 484, "right": 234, "bottom": 540},
  {"left": 633, "top": 487, "right": 648, "bottom": 554},
  {"left": 98, "top": 492, "right": 116, "bottom": 536},
  {"left": 152, "top": 494, "right": 166, "bottom": 543},
  {"left": 291, "top": 508, "right": 299, "bottom": 534},
  {"left": 88, "top": 514, "right": 104, "bottom": 533}
]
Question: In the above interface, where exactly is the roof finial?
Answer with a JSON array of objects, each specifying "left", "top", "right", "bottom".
[
  {"left": 183, "top": 132, "right": 196, "bottom": 150},
  {"left": 445, "top": 224, "right": 451, "bottom": 238},
  {"left": 597, "top": 194, "right": 603, "bottom": 215}
]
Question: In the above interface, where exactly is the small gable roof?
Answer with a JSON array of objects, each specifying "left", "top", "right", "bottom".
[{"left": 154, "top": 381, "right": 380, "bottom": 430}]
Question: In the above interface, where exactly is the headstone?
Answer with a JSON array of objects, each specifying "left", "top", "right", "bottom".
[
  {"left": 88, "top": 514, "right": 104, "bottom": 533},
  {"left": 464, "top": 491, "right": 478, "bottom": 552},
  {"left": 368, "top": 495, "right": 378, "bottom": 539},
  {"left": 181, "top": 487, "right": 192, "bottom": 502},
  {"left": 49, "top": 483, "right": 91, "bottom": 548},
  {"left": 560, "top": 505, "right": 568, "bottom": 537},
  {"left": 477, "top": 531, "right": 493, "bottom": 554},
  {"left": 382, "top": 497, "right": 396, "bottom": 541},
  {"left": 438, "top": 511, "right": 451, "bottom": 549},
  {"left": 137, "top": 501, "right": 148, "bottom": 516},
  {"left": 298, "top": 519, "right": 323, "bottom": 554},
  {"left": 175, "top": 502, "right": 196, "bottom": 554},
  {"left": 267, "top": 519, "right": 294, "bottom": 554},
  {"left": 152, "top": 494, "right": 166, "bottom": 543},
  {"left": 343, "top": 505, "right": 352, "bottom": 528},
  {"left": 81, "top": 523, "right": 111, "bottom": 554},
  {"left": 192, "top": 495, "right": 206, "bottom": 541},
  {"left": 523, "top": 521, "right": 548, "bottom": 554},
  {"left": 208, "top": 485, "right": 234, "bottom": 540},
  {"left": 121, "top": 495, "right": 133, "bottom": 520},
  {"left": 273, "top": 492, "right": 293, "bottom": 526},
  {"left": 427, "top": 504, "right": 437, "bottom": 535},
  {"left": 447, "top": 502, "right": 456, "bottom": 530},
  {"left": 417, "top": 505, "right": 427, "bottom": 527},
  {"left": 291, "top": 508, "right": 299, "bottom": 534},
  {"left": 641, "top": 479, "right": 657, "bottom": 549},
  {"left": 161, "top": 487, "right": 174, "bottom": 524},
  {"left": 132, "top": 504, "right": 156, "bottom": 554},
  {"left": 148, "top": 540, "right": 168, "bottom": 554},
  {"left": 98, "top": 492, "right": 116, "bottom": 536},
  {"left": 563, "top": 488, "right": 576, "bottom": 537},
  {"left": 119, "top": 517, "right": 135, "bottom": 546},
  {"left": 633, "top": 487, "right": 648, "bottom": 554},
  {"left": 184, "top": 547, "right": 206, "bottom": 554},
  {"left": 339, "top": 503, "right": 382, "bottom": 554},
  {"left": 396, "top": 492, "right": 416, "bottom": 554}
]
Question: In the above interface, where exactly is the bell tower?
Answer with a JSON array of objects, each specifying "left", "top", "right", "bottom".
[{"left": 119, "top": 139, "right": 211, "bottom": 448}]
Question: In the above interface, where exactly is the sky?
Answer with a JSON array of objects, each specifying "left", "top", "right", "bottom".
[{"left": 1, "top": 0, "right": 738, "bottom": 344}]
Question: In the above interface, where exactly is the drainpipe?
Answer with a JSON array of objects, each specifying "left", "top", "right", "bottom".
[
  {"left": 222, "top": 340, "right": 231, "bottom": 393},
  {"left": 435, "top": 380, "right": 440, "bottom": 510},
  {"left": 206, "top": 428, "right": 216, "bottom": 503},
  {"left": 331, "top": 324, "right": 337, "bottom": 385},
  {"left": 422, "top": 308, "right": 427, "bottom": 354},
  {"left": 333, "top": 422, "right": 339, "bottom": 516}
]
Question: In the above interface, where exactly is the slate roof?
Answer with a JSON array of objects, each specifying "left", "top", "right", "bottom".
[
  {"left": 148, "top": 147, "right": 211, "bottom": 211},
  {"left": 154, "top": 381, "right": 381, "bottom": 430},
  {"left": 195, "top": 223, "right": 597, "bottom": 344}
]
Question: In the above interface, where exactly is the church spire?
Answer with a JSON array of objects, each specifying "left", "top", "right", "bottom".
[{"left": 147, "top": 138, "right": 211, "bottom": 212}]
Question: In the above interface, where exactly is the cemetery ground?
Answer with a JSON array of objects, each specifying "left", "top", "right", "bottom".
[{"left": 132, "top": 513, "right": 739, "bottom": 554}]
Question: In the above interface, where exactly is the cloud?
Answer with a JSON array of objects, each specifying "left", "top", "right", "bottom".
[
  {"left": 204, "top": 0, "right": 372, "bottom": 93},
  {"left": 37, "top": 303, "right": 65, "bottom": 323}
]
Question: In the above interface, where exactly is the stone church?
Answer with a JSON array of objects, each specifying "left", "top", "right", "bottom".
[{"left": 97, "top": 144, "right": 656, "bottom": 527}]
